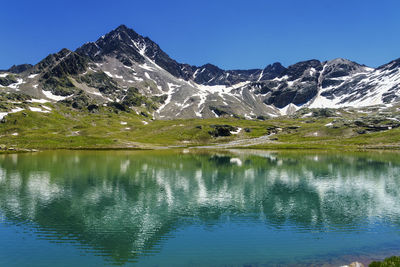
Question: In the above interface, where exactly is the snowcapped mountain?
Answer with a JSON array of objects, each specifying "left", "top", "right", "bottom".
[{"left": 1, "top": 24, "right": 400, "bottom": 119}]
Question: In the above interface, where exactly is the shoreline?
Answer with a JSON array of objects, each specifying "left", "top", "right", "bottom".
[
  {"left": 3, "top": 142, "right": 400, "bottom": 154},
  {"left": 0, "top": 146, "right": 399, "bottom": 266}
]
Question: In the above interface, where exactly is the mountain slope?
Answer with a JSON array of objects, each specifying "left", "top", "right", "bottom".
[{"left": 1, "top": 25, "right": 400, "bottom": 119}]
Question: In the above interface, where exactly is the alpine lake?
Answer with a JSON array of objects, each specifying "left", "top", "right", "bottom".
[{"left": 0, "top": 149, "right": 400, "bottom": 266}]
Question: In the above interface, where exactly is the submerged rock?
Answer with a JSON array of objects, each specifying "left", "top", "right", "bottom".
[{"left": 341, "top": 262, "right": 365, "bottom": 267}]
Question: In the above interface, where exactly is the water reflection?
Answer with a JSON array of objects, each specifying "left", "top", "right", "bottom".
[{"left": 0, "top": 150, "right": 400, "bottom": 265}]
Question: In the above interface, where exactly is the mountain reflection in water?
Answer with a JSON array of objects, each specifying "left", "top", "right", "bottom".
[{"left": 0, "top": 150, "right": 400, "bottom": 266}]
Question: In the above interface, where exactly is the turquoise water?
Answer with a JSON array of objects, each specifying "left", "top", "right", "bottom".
[{"left": 0, "top": 150, "right": 400, "bottom": 266}]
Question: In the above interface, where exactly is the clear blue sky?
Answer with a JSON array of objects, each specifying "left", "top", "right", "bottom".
[{"left": 1, "top": 0, "right": 400, "bottom": 70}]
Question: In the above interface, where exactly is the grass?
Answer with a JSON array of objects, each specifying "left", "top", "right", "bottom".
[
  {"left": 369, "top": 256, "right": 400, "bottom": 267},
  {"left": 1, "top": 101, "right": 400, "bottom": 151}
]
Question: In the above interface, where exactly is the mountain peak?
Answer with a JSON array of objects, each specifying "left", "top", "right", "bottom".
[
  {"left": 377, "top": 58, "right": 400, "bottom": 71},
  {"left": 111, "top": 24, "right": 140, "bottom": 37},
  {"left": 59, "top": 48, "right": 72, "bottom": 55},
  {"left": 326, "top": 58, "right": 361, "bottom": 66},
  {"left": 110, "top": 24, "right": 140, "bottom": 39},
  {"left": 322, "top": 58, "right": 371, "bottom": 79},
  {"left": 261, "top": 62, "right": 286, "bottom": 80},
  {"left": 201, "top": 63, "right": 222, "bottom": 71},
  {"left": 115, "top": 24, "right": 129, "bottom": 31},
  {"left": 7, "top": 64, "right": 33, "bottom": 74},
  {"left": 76, "top": 25, "right": 145, "bottom": 64}
]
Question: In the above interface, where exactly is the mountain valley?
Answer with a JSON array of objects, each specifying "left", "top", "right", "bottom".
[{"left": 1, "top": 25, "right": 400, "bottom": 150}]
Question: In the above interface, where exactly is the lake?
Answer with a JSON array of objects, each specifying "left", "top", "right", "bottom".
[{"left": 0, "top": 150, "right": 400, "bottom": 266}]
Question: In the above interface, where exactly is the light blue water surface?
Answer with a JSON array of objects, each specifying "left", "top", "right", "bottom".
[{"left": 0, "top": 150, "right": 399, "bottom": 266}]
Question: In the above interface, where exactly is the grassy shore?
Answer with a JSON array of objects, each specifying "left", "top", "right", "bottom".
[
  {"left": 369, "top": 256, "right": 400, "bottom": 267},
  {"left": 1, "top": 101, "right": 400, "bottom": 151}
]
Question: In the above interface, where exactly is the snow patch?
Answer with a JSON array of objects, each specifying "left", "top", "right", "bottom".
[
  {"left": 139, "top": 64, "right": 155, "bottom": 71},
  {"left": 88, "top": 91, "right": 103, "bottom": 97},
  {"left": 0, "top": 113, "right": 10, "bottom": 120},
  {"left": 279, "top": 103, "right": 300, "bottom": 115},
  {"left": 230, "top": 127, "right": 242, "bottom": 135},
  {"left": 211, "top": 109, "right": 219, "bottom": 117},
  {"left": 310, "top": 68, "right": 400, "bottom": 109},
  {"left": 133, "top": 77, "right": 144, "bottom": 82},
  {"left": 8, "top": 78, "right": 24, "bottom": 90},
  {"left": 41, "top": 105, "right": 52, "bottom": 111},
  {"left": 29, "top": 99, "right": 48, "bottom": 103},
  {"left": 0, "top": 107, "right": 24, "bottom": 120},
  {"left": 156, "top": 83, "right": 181, "bottom": 113},
  {"left": 42, "top": 90, "right": 70, "bottom": 101},
  {"left": 257, "top": 70, "right": 264, "bottom": 81},
  {"left": 29, "top": 107, "right": 50, "bottom": 113},
  {"left": 104, "top": 71, "right": 113, "bottom": 77}
]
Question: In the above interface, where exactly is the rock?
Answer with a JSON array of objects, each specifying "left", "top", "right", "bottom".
[
  {"left": 77, "top": 72, "right": 119, "bottom": 95},
  {"left": 108, "top": 102, "right": 127, "bottom": 112},
  {"left": 348, "top": 262, "right": 365, "bottom": 267},
  {"left": 256, "top": 115, "right": 270, "bottom": 120},
  {"left": 357, "top": 129, "right": 366, "bottom": 134},
  {"left": 311, "top": 108, "right": 336, "bottom": 118},
  {"left": 140, "top": 111, "right": 149, "bottom": 117},
  {"left": 266, "top": 126, "right": 279, "bottom": 135},
  {"left": 38, "top": 49, "right": 88, "bottom": 96},
  {"left": 7, "top": 64, "right": 33, "bottom": 73},
  {"left": 62, "top": 91, "right": 92, "bottom": 110},
  {"left": 208, "top": 125, "right": 238, "bottom": 137},
  {"left": 0, "top": 74, "right": 18, "bottom": 86},
  {"left": 87, "top": 104, "right": 99, "bottom": 113},
  {"left": 286, "top": 126, "right": 301, "bottom": 130},
  {"left": 210, "top": 106, "right": 229, "bottom": 117}
]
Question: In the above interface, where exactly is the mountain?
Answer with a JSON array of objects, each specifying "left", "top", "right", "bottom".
[
  {"left": 6, "top": 64, "right": 33, "bottom": 74},
  {"left": 1, "top": 24, "right": 400, "bottom": 119}
]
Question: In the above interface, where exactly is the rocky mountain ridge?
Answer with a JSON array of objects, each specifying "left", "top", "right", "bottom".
[{"left": 1, "top": 24, "right": 399, "bottom": 119}]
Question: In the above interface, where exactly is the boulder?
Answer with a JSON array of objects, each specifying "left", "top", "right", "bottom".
[
  {"left": 349, "top": 262, "right": 364, "bottom": 267},
  {"left": 208, "top": 125, "right": 238, "bottom": 137}
]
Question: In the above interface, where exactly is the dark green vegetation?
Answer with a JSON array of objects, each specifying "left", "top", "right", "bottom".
[
  {"left": 208, "top": 124, "right": 239, "bottom": 137},
  {"left": 0, "top": 74, "right": 18, "bottom": 86},
  {"left": 1, "top": 90, "right": 400, "bottom": 150},
  {"left": 370, "top": 256, "right": 400, "bottom": 267}
]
